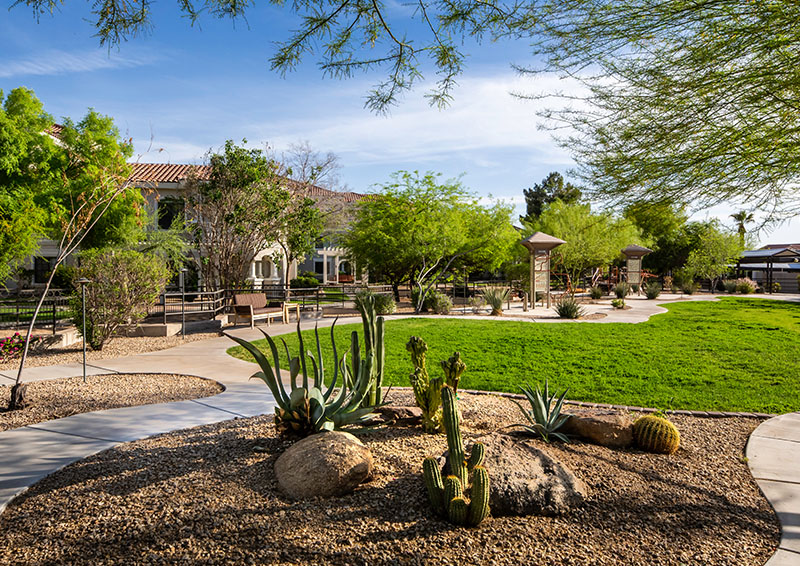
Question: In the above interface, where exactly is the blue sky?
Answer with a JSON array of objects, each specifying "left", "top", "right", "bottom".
[{"left": 1, "top": 1, "right": 796, "bottom": 246}]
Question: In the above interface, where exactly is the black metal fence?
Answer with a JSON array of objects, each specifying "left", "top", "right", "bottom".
[{"left": 0, "top": 289, "right": 72, "bottom": 334}]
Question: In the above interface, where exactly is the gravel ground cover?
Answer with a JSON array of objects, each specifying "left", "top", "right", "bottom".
[
  {"left": 0, "top": 390, "right": 777, "bottom": 565},
  {"left": 0, "top": 332, "right": 220, "bottom": 371},
  {"left": 0, "top": 373, "right": 223, "bottom": 432}
]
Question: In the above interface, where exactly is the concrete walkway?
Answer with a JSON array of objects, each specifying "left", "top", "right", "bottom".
[
  {"left": 1, "top": 296, "right": 799, "bottom": 566},
  {"left": 747, "top": 414, "right": 800, "bottom": 565}
]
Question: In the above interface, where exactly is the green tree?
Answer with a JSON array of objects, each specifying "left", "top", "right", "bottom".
[
  {"left": 72, "top": 249, "right": 170, "bottom": 350},
  {"left": 522, "top": 172, "right": 582, "bottom": 221},
  {"left": 527, "top": 200, "right": 644, "bottom": 289},
  {"left": 3, "top": 89, "right": 134, "bottom": 409},
  {"left": 184, "top": 140, "right": 292, "bottom": 289},
  {"left": 274, "top": 196, "right": 324, "bottom": 291},
  {"left": 684, "top": 223, "right": 743, "bottom": 292},
  {"left": 342, "top": 171, "right": 517, "bottom": 309},
  {"left": 624, "top": 201, "right": 690, "bottom": 275},
  {"left": 730, "top": 210, "right": 755, "bottom": 246}
]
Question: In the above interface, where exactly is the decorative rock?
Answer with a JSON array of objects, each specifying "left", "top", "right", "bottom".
[
  {"left": 465, "top": 432, "right": 587, "bottom": 516},
  {"left": 374, "top": 405, "right": 423, "bottom": 423},
  {"left": 274, "top": 431, "right": 373, "bottom": 500},
  {"left": 561, "top": 409, "right": 634, "bottom": 448}
]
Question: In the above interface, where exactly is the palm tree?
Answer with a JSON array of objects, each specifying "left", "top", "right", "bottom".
[{"left": 730, "top": 210, "right": 754, "bottom": 244}]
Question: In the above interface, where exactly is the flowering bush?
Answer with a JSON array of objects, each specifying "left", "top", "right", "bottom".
[
  {"left": 0, "top": 333, "right": 43, "bottom": 362},
  {"left": 735, "top": 277, "right": 758, "bottom": 294}
]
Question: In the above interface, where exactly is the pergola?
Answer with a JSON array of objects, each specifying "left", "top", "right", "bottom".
[
  {"left": 736, "top": 248, "right": 800, "bottom": 293},
  {"left": 621, "top": 244, "right": 653, "bottom": 287}
]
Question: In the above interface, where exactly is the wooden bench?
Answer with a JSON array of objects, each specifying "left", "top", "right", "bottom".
[{"left": 233, "top": 293, "right": 286, "bottom": 328}]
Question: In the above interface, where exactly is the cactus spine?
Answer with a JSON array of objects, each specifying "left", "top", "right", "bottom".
[
  {"left": 421, "top": 385, "right": 490, "bottom": 527},
  {"left": 633, "top": 414, "right": 681, "bottom": 454},
  {"left": 440, "top": 351, "right": 466, "bottom": 393},
  {"left": 407, "top": 336, "right": 442, "bottom": 432}
]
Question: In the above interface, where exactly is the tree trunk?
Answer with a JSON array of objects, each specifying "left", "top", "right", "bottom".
[
  {"left": 9, "top": 383, "right": 28, "bottom": 411},
  {"left": 392, "top": 283, "right": 400, "bottom": 302}
]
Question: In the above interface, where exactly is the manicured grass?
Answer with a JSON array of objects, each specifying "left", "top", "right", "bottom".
[{"left": 227, "top": 297, "right": 800, "bottom": 413}]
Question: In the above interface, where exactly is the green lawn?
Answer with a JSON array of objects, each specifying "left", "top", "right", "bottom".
[{"left": 227, "top": 297, "right": 800, "bottom": 413}]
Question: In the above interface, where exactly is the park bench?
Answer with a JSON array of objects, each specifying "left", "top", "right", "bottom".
[{"left": 232, "top": 293, "right": 286, "bottom": 328}]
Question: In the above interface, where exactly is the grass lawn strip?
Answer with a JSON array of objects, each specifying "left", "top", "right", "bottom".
[
  {"left": 0, "top": 373, "right": 223, "bottom": 432},
  {"left": 0, "top": 390, "right": 777, "bottom": 565},
  {"left": 228, "top": 297, "right": 800, "bottom": 414}
]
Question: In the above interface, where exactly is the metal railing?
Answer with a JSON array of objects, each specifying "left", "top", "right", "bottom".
[{"left": 0, "top": 289, "right": 72, "bottom": 334}]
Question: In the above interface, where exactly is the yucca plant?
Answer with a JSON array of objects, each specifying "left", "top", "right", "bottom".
[
  {"left": 614, "top": 282, "right": 630, "bottom": 299},
  {"left": 555, "top": 295, "right": 585, "bottom": 319},
  {"left": 589, "top": 286, "right": 604, "bottom": 300},
  {"left": 483, "top": 287, "right": 509, "bottom": 316},
  {"left": 644, "top": 282, "right": 661, "bottom": 299},
  {"left": 225, "top": 320, "right": 378, "bottom": 438},
  {"left": 512, "top": 379, "right": 571, "bottom": 443}
]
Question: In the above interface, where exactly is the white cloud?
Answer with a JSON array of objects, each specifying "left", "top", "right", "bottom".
[{"left": 0, "top": 48, "right": 160, "bottom": 78}]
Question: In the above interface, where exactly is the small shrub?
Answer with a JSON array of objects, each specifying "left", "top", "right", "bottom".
[
  {"left": 772, "top": 281, "right": 781, "bottom": 293},
  {"left": 644, "top": 282, "right": 661, "bottom": 299},
  {"left": 483, "top": 287, "right": 509, "bottom": 316},
  {"left": 723, "top": 280, "right": 737, "bottom": 294},
  {"left": 428, "top": 291, "right": 453, "bottom": 314},
  {"left": 355, "top": 288, "right": 396, "bottom": 315},
  {"left": 589, "top": 286, "right": 604, "bottom": 300},
  {"left": 555, "top": 295, "right": 585, "bottom": 319},
  {"left": 614, "top": 282, "right": 630, "bottom": 299},
  {"left": 631, "top": 283, "right": 640, "bottom": 294},
  {"left": 0, "top": 333, "right": 43, "bottom": 362},
  {"left": 289, "top": 275, "right": 319, "bottom": 289},
  {"left": 468, "top": 295, "right": 486, "bottom": 314},
  {"left": 611, "top": 298, "right": 625, "bottom": 309},
  {"left": 681, "top": 281, "right": 699, "bottom": 294},
  {"left": 735, "top": 277, "right": 758, "bottom": 294},
  {"left": 512, "top": 379, "right": 571, "bottom": 443}
]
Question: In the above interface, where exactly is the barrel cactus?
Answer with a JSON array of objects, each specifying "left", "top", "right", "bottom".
[
  {"left": 421, "top": 385, "right": 490, "bottom": 527},
  {"left": 633, "top": 414, "right": 680, "bottom": 454}
]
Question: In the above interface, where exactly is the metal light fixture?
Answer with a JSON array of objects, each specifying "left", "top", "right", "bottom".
[
  {"left": 180, "top": 268, "right": 188, "bottom": 339},
  {"left": 75, "top": 277, "right": 91, "bottom": 383}
]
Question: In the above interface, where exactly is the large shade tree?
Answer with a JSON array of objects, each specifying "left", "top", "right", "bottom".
[{"left": 341, "top": 171, "right": 517, "bottom": 309}]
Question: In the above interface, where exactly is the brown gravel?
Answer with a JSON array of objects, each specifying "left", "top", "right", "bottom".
[
  {"left": 0, "top": 373, "right": 223, "bottom": 432},
  {"left": 0, "top": 332, "right": 221, "bottom": 371},
  {"left": 0, "top": 390, "right": 778, "bottom": 565}
]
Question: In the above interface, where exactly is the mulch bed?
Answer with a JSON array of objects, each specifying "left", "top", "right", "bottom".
[
  {"left": 0, "top": 390, "right": 778, "bottom": 565},
  {"left": 0, "top": 373, "right": 224, "bottom": 432},
  {"left": 0, "top": 332, "right": 221, "bottom": 371}
]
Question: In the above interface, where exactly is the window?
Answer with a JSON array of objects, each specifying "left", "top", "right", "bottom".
[
  {"left": 34, "top": 257, "right": 56, "bottom": 284},
  {"left": 262, "top": 260, "right": 272, "bottom": 279},
  {"left": 157, "top": 196, "right": 185, "bottom": 229}
]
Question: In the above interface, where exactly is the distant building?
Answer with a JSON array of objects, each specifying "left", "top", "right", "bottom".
[{"left": 736, "top": 245, "right": 800, "bottom": 292}]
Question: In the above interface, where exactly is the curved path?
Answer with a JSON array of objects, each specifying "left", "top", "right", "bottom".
[{"left": 1, "top": 295, "right": 799, "bottom": 566}]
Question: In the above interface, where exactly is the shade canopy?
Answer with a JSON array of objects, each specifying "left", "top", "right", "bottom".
[
  {"left": 520, "top": 232, "right": 566, "bottom": 253},
  {"left": 621, "top": 244, "right": 653, "bottom": 258}
]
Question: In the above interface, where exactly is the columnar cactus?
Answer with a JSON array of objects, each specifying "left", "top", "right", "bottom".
[
  {"left": 421, "top": 385, "right": 490, "bottom": 527},
  {"left": 407, "top": 336, "right": 442, "bottom": 433},
  {"left": 440, "top": 351, "right": 466, "bottom": 393},
  {"left": 633, "top": 414, "right": 681, "bottom": 454},
  {"left": 356, "top": 294, "right": 385, "bottom": 406}
]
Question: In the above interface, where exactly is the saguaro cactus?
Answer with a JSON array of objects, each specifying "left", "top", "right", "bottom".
[{"left": 421, "top": 385, "right": 490, "bottom": 527}]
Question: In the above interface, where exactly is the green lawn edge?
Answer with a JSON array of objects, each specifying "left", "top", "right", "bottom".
[{"left": 226, "top": 297, "right": 800, "bottom": 414}]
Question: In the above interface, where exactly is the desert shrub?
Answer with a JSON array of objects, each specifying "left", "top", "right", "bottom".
[
  {"left": 428, "top": 291, "right": 453, "bottom": 314},
  {"left": 681, "top": 282, "right": 699, "bottom": 294},
  {"left": 614, "top": 282, "right": 630, "bottom": 299},
  {"left": 589, "top": 286, "right": 604, "bottom": 300},
  {"left": 772, "top": 281, "right": 781, "bottom": 293},
  {"left": 644, "top": 282, "right": 662, "bottom": 299},
  {"left": 468, "top": 295, "right": 486, "bottom": 314},
  {"left": 0, "top": 333, "right": 43, "bottom": 362},
  {"left": 72, "top": 250, "right": 170, "bottom": 350},
  {"left": 50, "top": 264, "right": 78, "bottom": 292},
  {"left": 723, "top": 280, "right": 737, "bottom": 294},
  {"left": 611, "top": 298, "right": 625, "bottom": 309},
  {"left": 631, "top": 283, "right": 640, "bottom": 294},
  {"left": 735, "top": 277, "right": 758, "bottom": 294},
  {"left": 555, "top": 295, "right": 585, "bottom": 319},
  {"left": 483, "top": 287, "right": 509, "bottom": 316},
  {"left": 355, "top": 288, "right": 396, "bottom": 315}
]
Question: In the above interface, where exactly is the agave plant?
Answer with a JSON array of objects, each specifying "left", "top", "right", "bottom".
[
  {"left": 482, "top": 287, "right": 510, "bottom": 316},
  {"left": 512, "top": 379, "right": 571, "bottom": 443},
  {"left": 225, "top": 320, "right": 378, "bottom": 438}
]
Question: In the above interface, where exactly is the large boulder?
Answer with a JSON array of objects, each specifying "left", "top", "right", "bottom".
[
  {"left": 274, "top": 431, "right": 373, "bottom": 500},
  {"left": 561, "top": 409, "right": 634, "bottom": 448},
  {"left": 461, "top": 432, "right": 587, "bottom": 516}
]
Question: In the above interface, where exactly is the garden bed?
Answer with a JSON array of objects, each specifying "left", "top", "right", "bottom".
[
  {"left": 0, "top": 390, "right": 778, "bottom": 565},
  {"left": 0, "top": 373, "right": 224, "bottom": 432},
  {"left": 0, "top": 332, "right": 220, "bottom": 371}
]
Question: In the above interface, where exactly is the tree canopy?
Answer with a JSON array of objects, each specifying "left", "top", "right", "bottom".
[
  {"left": 522, "top": 171, "right": 582, "bottom": 221},
  {"left": 341, "top": 171, "right": 517, "bottom": 307}
]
